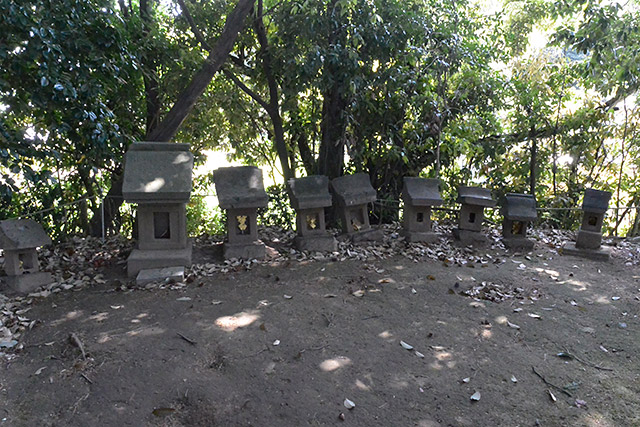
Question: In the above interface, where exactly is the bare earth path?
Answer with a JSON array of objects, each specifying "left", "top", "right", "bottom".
[{"left": 1, "top": 227, "right": 640, "bottom": 426}]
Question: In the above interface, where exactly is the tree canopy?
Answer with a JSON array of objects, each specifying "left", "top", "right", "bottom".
[{"left": 2, "top": 0, "right": 640, "bottom": 237}]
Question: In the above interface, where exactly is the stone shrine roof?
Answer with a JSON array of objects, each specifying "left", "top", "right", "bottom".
[
  {"left": 402, "top": 177, "right": 443, "bottom": 207},
  {"left": 213, "top": 166, "right": 268, "bottom": 209},
  {"left": 456, "top": 186, "right": 496, "bottom": 207},
  {"left": 0, "top": 219, "right": 51, "bottom": 250},
  {"left": 502, "top": 193, "right": 537, "bottom": 221},
  {"left": 330, "top": 173, "right": 377, "bottom": 207},
  {"left": 582, "top": 188, "right": 612, "bottom": 214},
  {"left": 123, "top": 142, "right": 193, "bottom": 203},
  {"left": 288, "top": 175, "right": 332, "bottom": 210}
]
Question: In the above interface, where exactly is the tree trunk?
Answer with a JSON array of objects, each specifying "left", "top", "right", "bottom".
[
  {"left": 254, "top": 0, "right": 293, "bottom": 181},
  {"left": 148, "top": 0, "right": 255, "bottom": 142},
  {"left": 141, "top": 0, "right": 161, "bottom": 136},
  {"left": 317, "top": 89, "right": 346, "bottom": 179},
  {"left": 529, "top": 125, "right": 537, "bottom": 196},
  {"left": 317, "top": 0, "right": 347, "bottom": 179}
]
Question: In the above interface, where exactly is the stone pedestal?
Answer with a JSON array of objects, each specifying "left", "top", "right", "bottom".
[
  {"left": 288, "top": 176, "right": 337, "bottom": 252},
  {"left": 454, "top": 186, "right": 496, "bottom": 245},
  {"left": 331, "top": 174, "right": 382, "bottom": 243},
  {"left": 501, "top": 193, "right": 537, "bottom": 250},
  {"left": 214, "top": 166, "right": 269, "bottom": 260},
  {"left": 401, "top": 178, "right": 443, "bottom": 243},
  {"left": 0, "top": 219, "right": 53, "bottom": 294},
  {"left": 123, "top": 142, "right": 194, "bottom": 277},
  {"left": 563, "top": 188, "right": 612, "bottom": 260}
]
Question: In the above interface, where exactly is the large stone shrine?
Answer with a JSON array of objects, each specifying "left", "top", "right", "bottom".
[
  {"left": 330, "top": 173, "right": 383, "bottom": 243},
  {"left": 501, "top": 193, "right": 537, "bottom": 250},
  {"left": 123, "top": 142, "right": 194, "bottom": 279},
  {"left": 213, "top": 166, "right": 269, "bottom": 260},
  {"left": 563, "top": 188, "right": 612, "bottom": 260},
  {"left": 0, "top": 219, "right": 53, "bottom": 293},
  {"left": 453, "top": 186, "right": 496, "bottom": 245},
  {"left": 288, "top": 175, "right": 337, "bottom": 252},
  {"left": 401, "top": 177, "right": 443, "bottom": 243}
]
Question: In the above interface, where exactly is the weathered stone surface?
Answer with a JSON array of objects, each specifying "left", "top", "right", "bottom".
[
  {"left": 136, "top": 266, "right": 185, "bottom": 286},
  {"left": 127, "top": 241, "right": 192, "bottom": 277},
  {"left": 576, "top": 229, "right": 602, "bottom": 249},
  {"left": 457, "top": 186, "right": 496, "bottom": 208},
  {"left": 331, "top": 174, "right": 377, "bottom": 207},
  {"left": 501, "top": 194, "right": 537, "bottom": 249},
  {"left": 213, "top": 166, "right": 268, "bottom": 209},
  {"left": 562, "top": 242, "right": 611, "bottom": 261},
  {"left": 0, "top": 219, "right": 51, "bottom": 250},
  {"left": 223, "top": 241, "right": 266, "bottom": 260},
  {"left": 294, "top": 235, "right": 338, "bottom": 252},
  {"left": 402, "top": 178, "right": 443, "bottom": 207},
  {"left": 452, "top": 228, "right": 488, "bottom": 246},
  {"left": 582, "top": 188, "right": 612, "bottom": 214},
  {"left": 455, "top": 186, "right": 495, "bottom": 242},
  {"left": 401, "top": 230, "right": 440, "bottom": 243},
  {"left": 503, "top": 237, "right": 535, "bottom": 251},
  {"left": 350, "top": 228, "right": 384, "bottom": 244},
  {"left": 288, "top": 175, "right": 332, "bottom": 210},
  {"left": 502, "top": 193, "right": 537, "bottom": 222},
  {"left": 123, "top": 142, "right": 193, "bottom": 203},
  {"left": 401, "top": 178, "right": 442, "bottom": 240},
  {"left": 2, "top": 272, "right": 52, "bottom": 294},
  {"left": 458, "top": 204, "right": 486, "bottom": 232}
]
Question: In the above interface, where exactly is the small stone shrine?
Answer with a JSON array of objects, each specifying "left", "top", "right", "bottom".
[
  {"left": 330, "top": 173, "right": 383, "bottom": 243},
  {"left": 213, "top": 166, "right": 268, "bottom": 260},
  {"left": 288, "top": 175, "right": 337, "bottom": 252},
  {"left": 454, "top": 186, "right": 496, "bottom": 245},
  {"left": 501, "top": 193, "right": 537, "bottom": 250},
  {"left": 0, "top": 219, "right": 53, "bottom": 293},
  {"left": 401, "top": 177, "right": 443, "bottom": 243},
  {"left": 123, "top": 142, "right": 194, "bottom": 279},
  {"left": 563, "top": 188, "right": 612, "bottom": 260}
]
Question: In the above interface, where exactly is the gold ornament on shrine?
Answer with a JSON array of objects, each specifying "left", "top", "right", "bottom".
[
  {"left": 237, "top": 215, "right": 248, "bottom": 232},
  {"left": 306, "top": 215, "right": 317, "bottom": 229}
]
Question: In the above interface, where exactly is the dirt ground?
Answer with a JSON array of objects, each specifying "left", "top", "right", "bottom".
[{"left": 1, "top": 226, "right": 640, "bottom": 426}]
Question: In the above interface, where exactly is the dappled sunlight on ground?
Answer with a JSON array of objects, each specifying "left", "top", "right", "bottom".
[
  {"left": 50, "top": 309, "right": 84, "bottom": 326},
  {"left": 215, "top": 310, "right": 260, "bottom": 332},
  {"left": 126, "top": 325, "right": 166, "bottom": 337},
  {"left": 429, "top": 345, "right": 456, "bottom": 370},
  {"left": 593, "top": 295, "right": 612, "bottom": 304},
  {"left": 378, "top": 330, "right": 394, "bottom": 341},
  {"left": 355, "top": 378, "right": 371, "bottom": 391},
  {"left": 562, "top": 278, "right": 590, "bottom": 291},
  {"left": 319, "top": 356, "right": 351, "bottom": 372},
  {"left": 579, "top": 413, "right": 616, "bottom": 427},
  {"left": 88, "top": 311, "right": 109, "bottom": 322}
]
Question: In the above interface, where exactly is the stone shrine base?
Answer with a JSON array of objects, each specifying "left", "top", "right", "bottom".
[
  {"left": 562, "top": 242, "right": 611, "bottom": 261},
  {"left": 453, "top": 228, "right": 488, "bottom": 246},
  {"left": 503, "top": 237, "right": 535, "bottom": 251},
  {"left": 127, "top": 241, "right": 192, "bottom": 277},
  {"left": 349, "top": 228, "right": 384, "bottom": 244},
  {"left": 223, "top": 240, "right": 266, "bottom": 260},
  {"left": 2, "top": 271, "right": 52, "bottom": 294},
  {"left": 294, "top": 235, "right": 337, "bottom": 252},
  {"left": 401, "top": 230, "right": 440, "bottom": 244},
  {"left": 136, "top": 266, "right": 185, "bottom": 286}
]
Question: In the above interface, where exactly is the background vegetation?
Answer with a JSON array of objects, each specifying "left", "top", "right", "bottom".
[{"left": 2, "top": 0, "right": 639, "bottom": 239}]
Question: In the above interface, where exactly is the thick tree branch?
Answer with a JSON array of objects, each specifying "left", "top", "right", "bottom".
[
  {"left": 148, "top": 0, "right": 255, "bottom": 142},
  {"left": 176, "top": 0, "right": 212, "bottom": 52},
  {"left": 253, "top": 0, "right": 293, "bottom": 179},
  {"left": 222, "top": 68, "right": 270, "bottom": 110}
]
